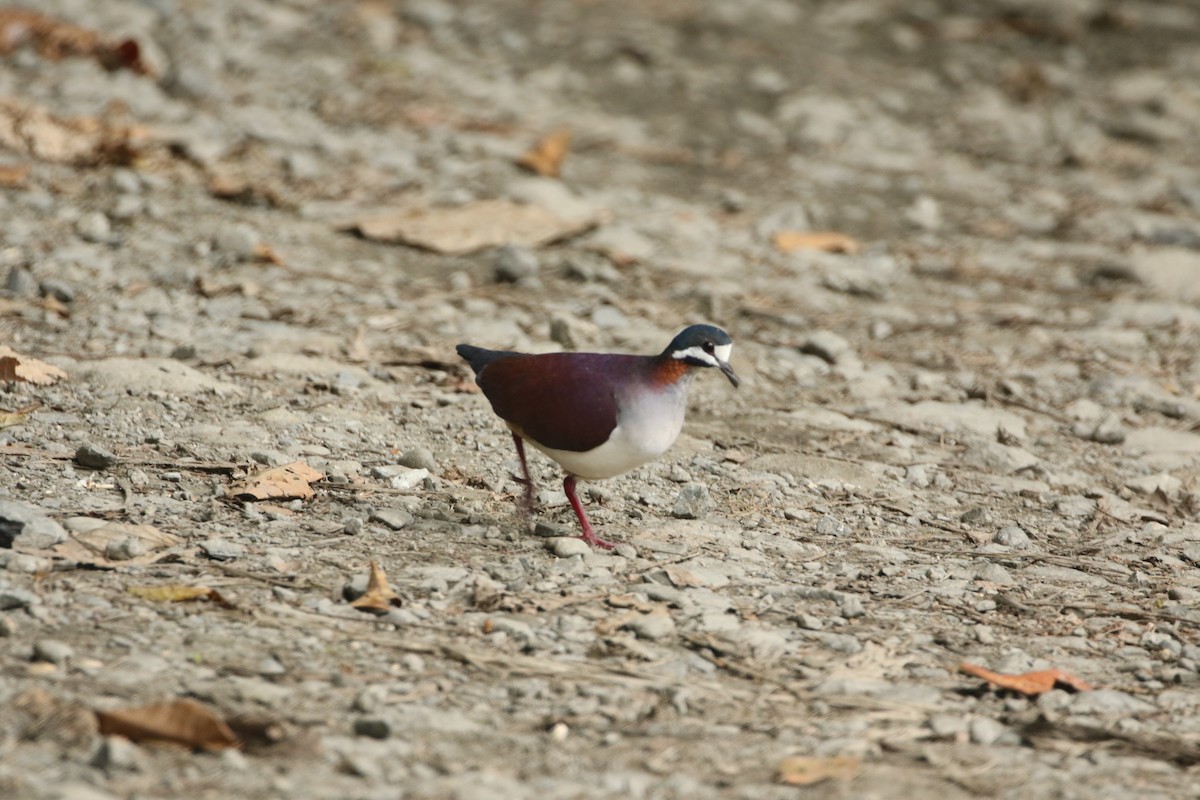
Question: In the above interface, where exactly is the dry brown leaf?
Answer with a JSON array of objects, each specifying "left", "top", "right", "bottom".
[
  {"left": 128, "top": 585, "right": 233, "bottom": 607},
  {"left": 252, "top": 242, "right": 286, "bottom": 266},
  {"left": 0, "top": 402, "right": 39, "bottom": 429},
  {"left": 346, "top": 325, "right": 370, "bottom": 363},
  {"left": 663, "top": 565, "right": 706, "bottom": 588},
  {"left": 95, "top": 699, "right": 239, "bottom": 751},
  {"left": 350, "top": 560, "right": 401, "bottom": 614},
  {"left": 227, "top": 461, "right": 324, "bottom": 501},
  {"left": 0, "top": 163, "right": 30, "bottom": 188},
  {"left": 352, "top": 199, "right": 598, "bottom": 254},
  {"left": 772, "top": 230, "right": 862, "bottom": 255},
  {"left": 0, "top": 9, "right": 151, "bottom": 75},
  {"left": 0, "top": 98, "right": 143, "bottom": 165},
  {"left": 0, "top": 346, "right": 68, "bottom": 385},
  {"left": 516, "top": 128, "right": 571, "bottom": 178},
  {"left": 960, "top": 662, "right": 1094, "bottom": 695},
  {"left": 778, "top": 755, "right": 861, "bottom": 786}
]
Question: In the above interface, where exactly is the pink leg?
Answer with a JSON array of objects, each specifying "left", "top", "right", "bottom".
[
  {"left": 511, "top": 433, "right": 536, "bottom": 513},
  {"left": 563, "top": 475, "right": 616, "bottom": 550}
]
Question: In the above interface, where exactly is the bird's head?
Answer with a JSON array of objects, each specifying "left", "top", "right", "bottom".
[{"left": 664, "top": 324, "right": 739, "bottom": 387}]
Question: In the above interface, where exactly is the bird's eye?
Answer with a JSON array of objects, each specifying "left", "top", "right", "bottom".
[{"left": 702, "top": 341, "right": 715, "bottom": 354}]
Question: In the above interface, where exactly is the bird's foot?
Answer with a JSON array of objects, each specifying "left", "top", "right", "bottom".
[
  {"left": 512, "top": 477, "right": 537, "bottom": 513},
  {"left": 579, "top": 530, "right": 617, "bottom": 550}
]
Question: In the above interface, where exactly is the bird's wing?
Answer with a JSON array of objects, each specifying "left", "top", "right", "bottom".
[{"left": 476, "top": 353, "right": 639, "bottom": 453}]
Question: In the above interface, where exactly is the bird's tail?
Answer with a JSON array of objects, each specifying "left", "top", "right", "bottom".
[{"left": 456, "top": 344, "right": 522, "bottom": 375}]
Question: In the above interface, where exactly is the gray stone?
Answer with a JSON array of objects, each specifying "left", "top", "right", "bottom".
[
  {"left": 76, "top": 211, "right": 113, "bottom": 243},
  {"left": 33, "top": 638, "right": 75, "bottom": 664},
  {"left": 5, "top": 265, "right": 38, "bottom": 296},
  {"left": 993, "top": 525, "right": 1031, "bottom": 549},
  {"left": 672, "top": 484, "right": 711, "bottom": 520},
  {"left": 969, "top": 716, "right": 1013, "bottom": 746},
  {"left": 839, "top": 594, "right": 866, "bottom": 618},
  {"left": 815, "top": 515, "right": 851, "bottom": 537},
  {"left": 75, "top": 443, "right": 119, "bottom": 469},
  {"left": 0, "top": 501, "right": 68, "bottom": 549},
  {"left": 0, "top": 581, "right": 37, "bottom": 610},
  {"left": 105, "top": 536, "right": 147, "bottom": 561},
  {"left": 397, "top": 447, "right": 438, "bottom": 472},
  {"left": 371, "top": 465, "right": 430, "bottom": 490},
  {"left": 370, "top": 509, "right": 415, "bottom": 530},
  {"left": 91, "top": 736, "right": 144, "bottom": 772},
  {"left": 200, "top": 538, "right": 247, "bottom": 561},
  {"left": 1069, "top": 689, "right": 1157, "bottom": 715},
  {"left": 214, "top": 223, "right": 261, "bottom": 258},
  {"left": 799, "top": 330, "right": 852, "bottom": 364},
  {"left": 548, "top": 537, "right": 590, "bottom": 558},
  {"left": 625, "top": 612, "right": 676, "bottom": 640},
  {"left": 493, "top": 245, "right": 540, "bottom": 282},
  {"left": 353, "top": 717, "right": 393, "bottom": 739}
]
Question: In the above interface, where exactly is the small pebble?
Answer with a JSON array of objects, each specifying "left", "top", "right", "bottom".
[
  {"left": 397, "top": 447, "right": 438, "bottom": 472},
  {"left": 105, "top": 536, "right": 146, "bottom": 561},
  {"left": 199, "top": 538, "right": 246, "bottom": 561},
  {"left": 672, "top": 483, "right": 711, "bottom": 520},
  {"left": 799, "top": 330, "right": 852, "bottom": 364},
  {"left": 494, "top": 245, "right": 540, "bottom": 282},
  {"left": 625, "top": 612, "right": 676, "bottom": 640},
  {"left": 548, "top": 537, "right": 591, "bottom": 558},
  {"left": 75, "top": 444, "right": 119, "bottom": 469},
  {"left": 993, "top": 526, "right": 1030, "bottom": 548},
  {"left": 353, "top": 718, "right": 393, "bottom": 740},
  {"left": 370, "top": 509, "right": 414, "bottom": 530},
  {"left": 91, "top": 736, "right": 143, "bottom": 772},
  {"left": 76, "top": 211, "right": 112, "bottom": 243},
  {"left": 33, "top": 639, "right": 75, "bottom": 664}
]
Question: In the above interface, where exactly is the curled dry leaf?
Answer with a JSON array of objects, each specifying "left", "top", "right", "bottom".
[
  {"left": 128, "top": 585, "right": 233, "bottom": 607},
  {"left": 0, "top": 9, "right": 151, "bottom": 75},
  {"left": 228, "top": 461, "right": 324, "bottom": 502},
  {"left": 516, "top": 128, "right": 571, "bottom": 178},
  {"left": 960, "top": 662, "right": 1094, "bottom": 695},
  {"left": 0, "top": 163, "right": 30, "bottom": 188},
  {"left": 778, "top": 755, "right": 861, "bottom": 786},
  {"left": 95, "top": 699, "right": 239, "bottom": 751},
  {"left": 0, "top": 402, "right": 39, "bottom": 429},
  {"left": 352, "top": 199, "right": 598, "bottom": 255},
  {"left": 0, "top": 346, "right": 68, "bottom": 385},
  {"left": 772, "top": 230, "right": 862, "bottom": 255},
  {"left": 350, "top": 560, "right": 401, "bottom": 614},
  {"left": 0, "top": 98, "right": 144, "bottom": 165}
]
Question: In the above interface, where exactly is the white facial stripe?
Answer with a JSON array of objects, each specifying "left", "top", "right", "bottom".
[{"left": 672, "top": 344, "right": 732, "bottom": 367}]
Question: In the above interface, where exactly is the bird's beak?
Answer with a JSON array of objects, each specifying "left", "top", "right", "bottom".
[{"left": 719, "top": 360, "right": 739, "bottom": 388}]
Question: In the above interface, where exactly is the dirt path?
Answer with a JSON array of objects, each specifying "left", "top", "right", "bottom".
[{"left": 3, "top": 1, "right": 1200, "bottom": 798}]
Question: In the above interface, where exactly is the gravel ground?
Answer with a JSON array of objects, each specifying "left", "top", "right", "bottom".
[{"left": 3, "top": 1, "right": 1200, "bottom": 798}]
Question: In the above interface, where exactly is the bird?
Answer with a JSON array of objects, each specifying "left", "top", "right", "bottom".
[{"left": 457, "top": 324, "right": 739, "bottom": 549}]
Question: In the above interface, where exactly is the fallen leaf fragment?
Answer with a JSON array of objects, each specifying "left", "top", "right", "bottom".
[
  {"left": 352, "top": 199, "right": 598, "bottom": 254},
  {"left": 772, "top": 230, "right": 861, "bottom": 255},
  {"left": 516, "top": 128, "right": 571, "bottom": 177},
  {"left": 0, "top": 346, "right": 68, "bottom": 385},
  {"left": 228, "top": 461, "right": 324, "bottom": 501},
  {"left": 0, "top": 402, "right": 39, "bottom": 429},
  {"left": 252, "top": 242, "right": 286, "bottom": 266},
  {"left": 128, "top": 585, "right": 233, "bottom": 607},
  {"left": 0, "top": 9, "right": 151, "bottom": 75},
  {"left": 95, "top": 699, "right": 239, "bottom": 751},
  {"left": 960, "top": 662, "right": 1093, "bottom": 696},
  {"left": 350, "top": 560, "right": 401, "bottom": 614},
  {"left": 0, "top": 162, "right": 30, "bottom": 188},
  {"left": 778, "top": 755, "right": 861, "bottom": 786},
  {"left": 0, "top": 98, "right": 144, "bottom": 165}
]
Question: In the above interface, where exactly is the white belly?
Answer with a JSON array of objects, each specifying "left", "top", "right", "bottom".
[{"left": 524, "top": 378, "right": 692, "bottom": 481}]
